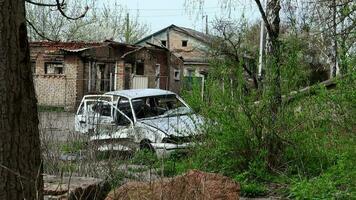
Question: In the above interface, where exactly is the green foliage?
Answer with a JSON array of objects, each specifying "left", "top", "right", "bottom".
[
  {"left": 172, "top": 54, "right": 355, "bottom": 198},
  {"left": 240, "top": 183, "right": 268, "bottom": 197},
  {"left": 108, "top": 170, "right": 126, "bottom": 188},
  {"left": 290, "top": 153, "right": 355, "bottom": 199},
  {"left": 131, "top": 149, "right": 158, "bottom": 167},
  {"left": 280, "top": 36, "right": 310, "bottom": 93},
  {"left": 61, "top": 141, "right": 85, "bottom": 153}
]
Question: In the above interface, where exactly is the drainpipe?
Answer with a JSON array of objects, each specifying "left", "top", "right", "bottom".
[
  {"left": 167, "top": 27, "right": 171, "bottom": 90},
  {"left": 114, "top": 61, "right": 117, "bottom": 90},
  {"left": 88, "top": 61, "right": 91, "bottom": 92}
]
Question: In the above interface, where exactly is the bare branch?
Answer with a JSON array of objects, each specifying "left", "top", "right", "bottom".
[
  {"left": 55, "top": 0, "right": 89, "bottom": 20},
  {"left": 254, "top": 0, "right": 273, "bottom": 36},
  {"left": 25, "top": 0, "right": 63, "bottom": 7},
  {"left": 26, "top": 19, "right": 57, "bottom": 42}
]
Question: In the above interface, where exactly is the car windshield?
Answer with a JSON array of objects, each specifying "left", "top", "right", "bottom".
[{"left": 132, "top": 94, "right": 191, "bottom": 120}]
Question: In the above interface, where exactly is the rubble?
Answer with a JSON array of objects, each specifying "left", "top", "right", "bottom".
[{"left": 44, "top": 175, "right": 110, "bottom": 200}]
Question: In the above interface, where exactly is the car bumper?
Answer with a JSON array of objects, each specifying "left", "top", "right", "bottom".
[{"left": 151, "top": 142, "right": 195, "bottom": 157}]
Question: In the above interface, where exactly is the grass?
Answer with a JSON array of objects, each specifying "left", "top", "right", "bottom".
[
  {"left": 38, "top": 105, "right": 65, "bottom": 112},
  {"left": 165, "top": 72, "right": 356, "bottom": 198}
]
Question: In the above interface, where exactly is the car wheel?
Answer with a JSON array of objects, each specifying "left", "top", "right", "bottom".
[{"left": 139, "top": 139, "right": 155, "bottom": 153}]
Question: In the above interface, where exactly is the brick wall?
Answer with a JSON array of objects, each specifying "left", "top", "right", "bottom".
[{"left": 32, "top": 52, "right": 81, "bottom": 111}]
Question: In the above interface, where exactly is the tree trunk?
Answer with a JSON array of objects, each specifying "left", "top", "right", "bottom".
[
  {"left": 0, "top": 0, "right": 43, "bottom": 199},
  {"left": 264, "top": 0, "right": 282, "bottom": 169}
]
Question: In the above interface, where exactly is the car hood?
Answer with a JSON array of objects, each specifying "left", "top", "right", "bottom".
[{"left": 136, "top": 114, "right": 204, "bottom": 137}]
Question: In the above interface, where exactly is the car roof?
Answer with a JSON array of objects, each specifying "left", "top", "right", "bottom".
[{"left": 105, "top": 89, "right": 176, "bottom": 99}]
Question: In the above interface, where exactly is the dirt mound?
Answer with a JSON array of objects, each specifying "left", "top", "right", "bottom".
[{"left": 106, "top": 170, "right": 240, "bottom": 200}]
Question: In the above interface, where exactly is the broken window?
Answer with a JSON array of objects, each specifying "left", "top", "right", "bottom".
[
  {"left": 182, "top": 40, "right": 188, "bottom": 47},
  {"left": 44, "top": 62, "right": 64, "bottom": 75},
  {"left": 161, "top": 40, "right": 167, "bottom": 47},
  {"left": 155, "top": 64, "right": 160, "bottom": 88},
  {"left": 174, "top": 69, "right": 181, "bottom": 81},
  {"left": 187, "top": 69, "right": 194, "bottom": 77},
  {"left": 135, "top": 62, "right": 144, "bottom": 75},
  {"left": 31, "top": 61, "right": 36, "bottom": 74}
]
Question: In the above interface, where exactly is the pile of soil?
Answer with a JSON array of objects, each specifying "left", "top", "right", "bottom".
[{"left": 105, "top": 170, "right": 240, "bottom": 200}]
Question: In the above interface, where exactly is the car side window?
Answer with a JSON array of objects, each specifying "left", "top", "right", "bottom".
[
  {"left": 77, "top": 102, "right": 84, "bottom": 115},
  {"left": 93, "top": 102, "right": 111, "bottom": 117},
  {"left": 115, "top": 97, "right": 133, "bottom": 126}
]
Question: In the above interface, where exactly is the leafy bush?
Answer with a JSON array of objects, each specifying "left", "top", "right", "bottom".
[{"left": 172, "top": 58, "right": 355, "bottom": 198}]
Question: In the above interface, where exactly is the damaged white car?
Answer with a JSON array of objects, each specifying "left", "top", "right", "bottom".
[{"left": 75, "top": 89, "right": 204, "bottom": 157}]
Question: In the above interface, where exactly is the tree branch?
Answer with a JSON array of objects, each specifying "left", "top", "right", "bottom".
[
  {"left": 25, "top": 0, "right": 63, "bottom": 7},
  {"left": 55, "top": 0, "right": 88, "bottom": 20},
  {"left": 26, "top": 19, "right": 57, "bottom": 42},
  {"left": 254, "top": 0, "right": 273, "bottom": 36}
]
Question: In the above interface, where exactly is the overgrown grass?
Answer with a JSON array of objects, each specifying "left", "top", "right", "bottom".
[{"left": 168, "top": 65, "right": 355, "bottom": 198}]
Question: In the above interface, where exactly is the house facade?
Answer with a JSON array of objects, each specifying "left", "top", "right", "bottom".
[
  {"left": 30, "top": 41, "right": 183, "bottom": 111},
  {"left": 135, "top": 25, "right": 212, "bottom": 81}
]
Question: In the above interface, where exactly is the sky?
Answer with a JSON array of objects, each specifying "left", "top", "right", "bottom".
[{"left": 106, "top": 0, "right": 261, "bottom": 33}]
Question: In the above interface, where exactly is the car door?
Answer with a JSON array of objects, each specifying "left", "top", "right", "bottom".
[{"left": 75, "top": 95, "right": 114, "bottom": 134}]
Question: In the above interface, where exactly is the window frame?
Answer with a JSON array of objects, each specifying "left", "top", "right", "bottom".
[
  {"left": 182, "top": 40, "right": 188, "bottom": 47},
  {"left": 44, "top": 62, "right": 64, "bottom": 75},
  {"left": 161, "top": 40, "right": 167, "bottom": 47}
]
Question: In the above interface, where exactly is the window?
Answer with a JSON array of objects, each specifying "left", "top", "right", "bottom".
[
  {"left": 182, "top": 40, "right": 188, "bottom": 47},
  {"left": 45, "top": 62, "right": 64, "bottom": 75},
  {"left": 135, "top": 62, "right": 144, "bottom": 75},
  {"left": 133, "top": 95, "right": 190, "bottom": 120},
  {"left": 31, "top": 61, "right": 36, "bottom": 74},
  {"left": 155, "top": 64, "right": 160, "bottom": 88},
  {"left": 92, "top": 102, "right": 112, "bottom": 117},
  {"left": 116, "top": 97, "right": 133, "bottom": 126},
  {"left": 187, "top": 69, "right": 194, "bottom": 77},
  {"left": 161, "top": 40, "right": 167, "bottom": 47},
  {"left": 174, "top": 69, "right": 181, "bottom": 81}
]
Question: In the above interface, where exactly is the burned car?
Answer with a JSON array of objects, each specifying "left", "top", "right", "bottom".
[{"left": 75, "top": 89, "right": 204, "bottom": 156}]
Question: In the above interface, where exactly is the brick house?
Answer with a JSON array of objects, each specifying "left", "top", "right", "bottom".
[
  {"left": 30, "top": 41, "right": 183, "bottom": 110},
  {"left": 135, "top": 24, "right": 212, "bottom": 81}
]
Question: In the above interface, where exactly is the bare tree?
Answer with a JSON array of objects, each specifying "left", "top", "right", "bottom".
[
  {"left": 211, "top": 18, "right": 260, "bottom": 89},
  {"left": 254, "top": 0, "right": 283, "bottom": 169},
  {"left": 26, "top": 0, "right": 149, "bottom": 43},
  {"left": 288, "top": 0, "right": 356, "bottom": 77}
]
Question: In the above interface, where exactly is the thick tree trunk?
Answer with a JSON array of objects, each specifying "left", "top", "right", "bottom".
[{"left": 0, "top": 0, "right": 43, "bottom": 199}]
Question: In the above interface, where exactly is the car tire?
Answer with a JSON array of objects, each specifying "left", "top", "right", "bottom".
[{"left": 139, "top": 139, "right": 155, "bottom": 153}]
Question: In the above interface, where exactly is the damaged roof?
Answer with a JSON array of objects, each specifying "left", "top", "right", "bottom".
[
  {"left": 30, "top": 41, "right": 103, "bottom": 51},
  {"left": 135, "top": 24, "right": 212, "bottom": 45}
]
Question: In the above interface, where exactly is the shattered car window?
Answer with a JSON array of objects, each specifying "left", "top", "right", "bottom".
[
  {"left": 133, "top": 94, "right": 191, "bottom": 120},
  {"left": 92, "top": 102, "right": 112, "bottom": 117}
]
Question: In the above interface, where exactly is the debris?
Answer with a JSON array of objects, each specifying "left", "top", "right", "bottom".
[{"left": 44, "top": 175, "right": 110, "bottom": 200}]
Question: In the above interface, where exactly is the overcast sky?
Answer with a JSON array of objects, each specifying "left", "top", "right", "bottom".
[{"left": 107, "top": 0, "right": 261, "bottom": 33}]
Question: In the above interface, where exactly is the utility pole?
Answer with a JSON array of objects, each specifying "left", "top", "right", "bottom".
[
  {"left": 258, "top": 0, "right": 267, "bottom": 79},
  {"left": 202, "top": 15, "right": 208, "bottom": 35},
  {"left": 205, "top": 15, "right": 208, "bottom": 35},
  {"left": 125, "top": 13, "right": 130, "bottom": 43},
  {"left": 331, "top": 0, "right": 338, "bottom": 78}
]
